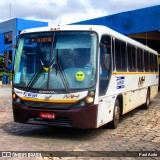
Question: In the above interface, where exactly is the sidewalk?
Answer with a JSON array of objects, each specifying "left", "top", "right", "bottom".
[
  {"left": 0, "top": 80, "right": 12, "bottom": 88},
  {"left": 0, "top": 81, "right": 12, "bottom": 112}
]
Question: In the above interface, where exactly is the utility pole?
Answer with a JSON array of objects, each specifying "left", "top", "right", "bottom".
[{"left": 10, "top": 3, "right": 11, "bottom": 19}]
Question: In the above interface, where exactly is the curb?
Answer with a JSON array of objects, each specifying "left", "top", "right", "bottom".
[{"left": 0, "top": 81, "right": 12, "bottom": 88}]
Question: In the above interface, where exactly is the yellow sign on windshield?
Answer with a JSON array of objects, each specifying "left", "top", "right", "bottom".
[{"left": 75, "top": 71, "right": 85, "bottom": 82}]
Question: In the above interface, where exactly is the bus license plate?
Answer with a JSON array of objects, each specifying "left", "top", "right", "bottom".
[{"left": 39, "top": 112, "right": 55, "bottom": 119}]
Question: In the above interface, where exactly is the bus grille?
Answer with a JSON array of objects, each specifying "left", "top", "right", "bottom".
[
  {"left": 24, "top": 101, "right": 71, "bottom": 110},
  {"left": 28, "top": 117, "right": 72, "bottom": 127}
]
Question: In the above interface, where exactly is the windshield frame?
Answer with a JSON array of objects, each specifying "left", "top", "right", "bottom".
[{"left": 13, "top": 31, "right": 99, "bottom": 92}]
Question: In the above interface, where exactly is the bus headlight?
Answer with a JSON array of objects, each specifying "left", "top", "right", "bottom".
[
  {"left": 79, "top": 101, "right": 86, "bottom": 107},
  {"left": 71, "top": 100, "right": 86, "bottom": 108},
  {"left": 15, "top": 97, "right": 22, "bottom": 104},
  {"left": 71, "top": 89, "right": 95, "bottom": 109},
  {"left": 86, "top": 96, "right": 94, "bottom": 103}
]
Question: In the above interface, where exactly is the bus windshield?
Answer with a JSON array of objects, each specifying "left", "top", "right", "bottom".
[{"left": 13, "top": 31, "right": 98, "bottom": 91}]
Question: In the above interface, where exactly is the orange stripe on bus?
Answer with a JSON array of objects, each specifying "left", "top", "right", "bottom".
[
  {"left": 21, "top": 97, "right": 78, "bottom": 103},
  {"left": 112, "top": 72, "right": 158, "bottom": 75}
]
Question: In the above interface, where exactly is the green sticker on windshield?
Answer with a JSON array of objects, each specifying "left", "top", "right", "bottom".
[{"left": 75, "top": 71, "right": 85, "bottom": 82}]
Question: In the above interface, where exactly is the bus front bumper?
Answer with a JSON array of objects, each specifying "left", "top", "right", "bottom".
[{"left": 12, "top": 103, "right": 98, "bottom": 129}]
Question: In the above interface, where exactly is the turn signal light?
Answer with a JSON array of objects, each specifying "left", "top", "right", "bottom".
[{"left": 12, "top": 93, "right": 16, "bottom": 99}]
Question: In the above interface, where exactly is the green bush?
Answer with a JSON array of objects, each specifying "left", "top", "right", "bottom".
[
  {"left": 0, "top": 56, "right": 3, "bottom": 63},
  {"left": 0, "top": 56, "right": 12, "bottom": 82},
  {"left": 0, "top": 71, "right": 5, "bottom": 76},
  {"left": 8, "top": 71, "right": 12, "bottom": 80},
  {"left": 0, "top": 56, "right": 4, "bottom": 73}
]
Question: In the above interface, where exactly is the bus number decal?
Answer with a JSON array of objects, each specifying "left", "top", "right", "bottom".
[
  {"left": 116, "top": 76, "right": 125, "bottom": 89},
  {"left": 138, "top": 76, "right": 145, "bottom": 87},
  {"left": 63, "top": 95, "right": 80, "bottom": 99}
]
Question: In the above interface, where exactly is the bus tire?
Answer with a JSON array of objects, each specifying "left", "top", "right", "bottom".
[
  {"left": 142, "top": 90, "right": 150, "bottom": 109},
  {"left": 108, "top": 99, "right": 120, "bottom": 129}
]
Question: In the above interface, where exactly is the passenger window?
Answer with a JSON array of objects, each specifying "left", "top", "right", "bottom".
[
  {"left": 137, "top": 48, "right": 144, "bottom": 72},
  {"left": 154, "top": 55, "right": 158, "bottom": 72},
  {"left": 114, "top": 39, "right": 126, "bottom": 71},
  {"left": 150, "top": 54, "right": 154, "bottom": 72},
  {"left": 144, "top": 51, "right": 150, "bottom": 72},
  {"left": 127, "top": 44, "right": 136, "bottom": 71}
]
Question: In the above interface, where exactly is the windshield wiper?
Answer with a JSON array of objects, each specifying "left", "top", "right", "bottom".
[
  {"left": 27, "top": 67, "right": 43, "bottom": 89},
  {"left": 55, "top": 49, "right": 71, "bottom": 93}
]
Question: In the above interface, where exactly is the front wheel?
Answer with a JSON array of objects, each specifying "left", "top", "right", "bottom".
[
  {"left": 142, "top": 90, "right": 150, "bottom": 109},
  {"left": 108, "top": 99, "right": 120, "bottom": 129}
]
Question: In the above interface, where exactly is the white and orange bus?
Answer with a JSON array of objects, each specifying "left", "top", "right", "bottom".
[{"left": 12, "top": 25, "right": 158, "bottom": 129}]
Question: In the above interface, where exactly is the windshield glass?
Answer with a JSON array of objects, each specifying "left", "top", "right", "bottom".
[{"left": 13, "top": 31, "right": 97, "bottom": 90}]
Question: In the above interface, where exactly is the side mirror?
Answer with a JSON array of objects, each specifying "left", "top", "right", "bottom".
[
  {"left": 3, "top": 44, "right": 16, "bottom": 70},
  {"left": 103, "top": 54, "right": 110, "bottom": 70}
]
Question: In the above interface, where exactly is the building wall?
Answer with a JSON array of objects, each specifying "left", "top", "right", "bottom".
[
  {"left": 16, "top": 18, "right": 49, "bottom": 41},
  {"left": 0, "top": 34, "right": 4, "bottom": 54},
  {"left": 0, "top": 19, "right": 16, "bottom": 55},
  {"left": 0, "top": 18, "right": 48, "bottom": 58}
]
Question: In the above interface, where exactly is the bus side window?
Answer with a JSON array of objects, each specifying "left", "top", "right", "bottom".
[
  {"left": 127, "top": 44, "right": 136, "bottom": 72},
  {"left": 114, "top": 39, "right": 127, "bottom": 71},
  {"left": 144, "top": 51, "right": 150, "bottom": 72},
  {"left": 137, "top": 48, "right": 144, "bottom": 72},
  {"left": 154, "top": 54, "right": 158, "bottom": 72},
  {"left": 99, "top": 35, "right": 111, "bottom": 96},
  {"left": 150, "top": 53, "right": 154, "bottom": 72}
]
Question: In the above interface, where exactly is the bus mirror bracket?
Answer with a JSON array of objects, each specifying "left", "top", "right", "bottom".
[{"left": 4, "top": 44, "right": 17, "bottom": 69}]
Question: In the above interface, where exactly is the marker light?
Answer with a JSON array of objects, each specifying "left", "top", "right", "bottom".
[
  {"left": 86, "top": 96, "right": 94, "bottom": 103},
  {"left": 50, "top": 27, "right": 60, "bottom": 31}
]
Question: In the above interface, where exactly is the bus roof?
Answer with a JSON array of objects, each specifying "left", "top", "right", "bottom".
[{"left": 21, "top": 25, "right": 158, "bottom": 55}]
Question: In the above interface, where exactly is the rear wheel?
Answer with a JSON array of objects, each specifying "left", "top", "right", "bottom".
[{"left": 108, "top": 99, "right": 120, "bottom": 129}]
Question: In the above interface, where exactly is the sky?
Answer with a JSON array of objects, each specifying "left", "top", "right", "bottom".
[{"left": 0, "top": 0, "right": 160, "bottom": 26}]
